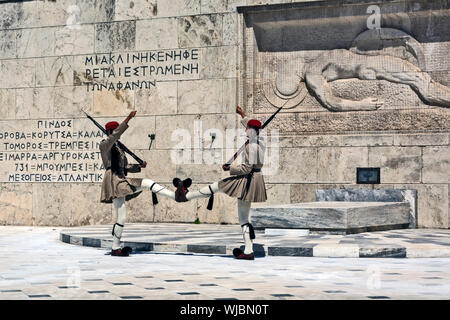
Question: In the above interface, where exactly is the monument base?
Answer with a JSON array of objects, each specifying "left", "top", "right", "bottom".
[
  {"left": 251, "top": 201, "right": 410, "bottom": 235},
  {"left": 251, "top": 189, "right": 417, "bottom": 234}
]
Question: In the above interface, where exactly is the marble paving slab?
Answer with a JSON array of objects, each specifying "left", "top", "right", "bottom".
[{"left": 59, "top": 223, "right": 450, "bottom": 258}]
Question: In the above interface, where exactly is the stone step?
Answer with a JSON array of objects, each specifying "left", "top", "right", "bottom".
[
  {"left": 251, "top": 201, "right": 411, "bottom": 234},
  {"left": 264, "top": 228, "right": 310, "bottom": 236},
  {"left": 58, "top": 223, "right": 450, "bottom": 258},
  {"left": 316, "top": 189, "right": 417, "bottom": 228}
]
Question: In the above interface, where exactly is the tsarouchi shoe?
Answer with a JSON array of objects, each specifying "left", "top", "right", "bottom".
[
  {"left": 173, "top": 177, "right": 191, "bottom": 202},
  {"left": 232, "top": 248, "right": 255, "bottom": 260},
  {"left": 111, "top": 246, "right": 132, "bottom": 256}
]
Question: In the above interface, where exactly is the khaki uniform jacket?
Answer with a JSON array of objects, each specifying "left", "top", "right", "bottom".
[
  {"left": 218, "top": 117, "right": 267, "bottom": 202},
  {"left": 99, "top": 122, "right": 143, "bottom": 203}
]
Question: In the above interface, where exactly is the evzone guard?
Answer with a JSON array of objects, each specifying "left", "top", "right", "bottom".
[
  {"left": 99, "top": 111, "right": 179, "bottom": 256},
  {"left": 173, "top": 106, "right": 267, "bottom": 260},
  {"left": 97, "top": 108, "right": 267, "bottom": 259}
]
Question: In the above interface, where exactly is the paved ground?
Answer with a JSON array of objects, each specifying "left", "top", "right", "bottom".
[
  {"left": 60, "top": 223, "right": 450, "bottom": 258},
  {"left": 0, "top": 226, "right": 449, "bottom": 300}
]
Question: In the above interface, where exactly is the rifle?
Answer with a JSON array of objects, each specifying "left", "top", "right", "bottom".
[
  {"left": 223, "top": 104, "right": 285, "bottom": 166},
  {"left": 83, "top": 111, "right": 145, "bottom": 166}
]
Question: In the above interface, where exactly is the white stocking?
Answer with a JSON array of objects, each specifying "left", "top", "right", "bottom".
[
  {"left": 138, "top": 179, "right": 175, "bottom": 200},
  {"left": 185, "top": 182, "right": 220, "bottom": 201},
  {"left": 238, "top": 199, "right": 253, "bottom": 254},
  {"left": 112, "top": 197, "right": 126, "bottom": 250}
]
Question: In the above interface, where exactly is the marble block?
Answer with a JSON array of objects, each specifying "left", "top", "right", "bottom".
[
  {"left": 264, "top": 228, "right": 309, "bottom": 236},
  {"left": 136, "top": 18, "right": 178, "bottom": 50},
  {"left": 156, "top": 0, "right": 201, "bottom": 17},
  {"left": 178, "top": 15, "right": 222, "bottom": 47},
  {"left": 316, "top": 188, "right": 417, "bottom": 228},
  {"left": 95, "top": 21, "right": 136, "bottom": 53},
  {"left": 114, "top": 0, "right": 157, "bottom": 20},
  {"left": 316, "top": 188, "right": 411, "bottom": 202},
  {"left": 251, "top": 201, "right": 410, "bottom": 234},
  {"left": 0, "top": 30, "right": 15, "bottom": 59}
]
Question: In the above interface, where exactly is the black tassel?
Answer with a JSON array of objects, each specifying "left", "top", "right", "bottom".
[
  {"left": 152, "top": 192, "right": 158, "bottom": 205},
  {"left": 248, "top": 224, "right": 255, "bottom": 240},
  {"left": 207, "top": 186, "right": 214, "bottom": 211},
  {"left": 150, "top": 183, "right": 158, "bottom": 205},
  {"left": 242, "top": 223, "right": 256, "bottom": 240},
  {"left": 207, "top": 194, "right": 214, "bottom": 210}
]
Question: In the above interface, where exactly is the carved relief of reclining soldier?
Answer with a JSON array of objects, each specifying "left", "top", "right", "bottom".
[{"left": 264, "top": 28, "right": 450, "bottom": 112}]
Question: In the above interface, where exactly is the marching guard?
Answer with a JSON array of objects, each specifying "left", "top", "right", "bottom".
[
  {"left": 99, "top": 111, "right": 177, "bottom": 256},
  {"left": 173, "top": 106, "right": 267, "bottom": 260}
]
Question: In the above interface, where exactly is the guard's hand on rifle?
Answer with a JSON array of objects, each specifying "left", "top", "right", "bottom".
[
  {"left": 236, "top": 106, "right": 246, "bottom": 118},
  {"left": 125, "top": 110, "right": 137, "bottom": 124},
  {"left": 222, "top": 164, "right": 230, "bottom": 171},
  {"left": 139, "top": 161, "right": 147, "bottom": 168}
]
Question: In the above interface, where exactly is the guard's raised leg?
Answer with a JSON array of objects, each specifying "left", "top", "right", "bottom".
[{"left": 138, "top": 178, "right": 176, "bottom": 201}]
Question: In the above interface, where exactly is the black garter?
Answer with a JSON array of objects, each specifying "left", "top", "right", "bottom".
[
  {"left": 241, "top": 223, "right": 255, "bottom": 240},
  {"left": 112, "top": 222, "right": 124, "bottom": 238}
]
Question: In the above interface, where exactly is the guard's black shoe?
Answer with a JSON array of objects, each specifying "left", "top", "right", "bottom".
[
  {"left": 183, "top": 178, "right": 192, "bottom": 189},
  {"left": 122, "top": 246, "right": 132, "bottom": 255},
  {"left": 111, "top": 246, "right": 132, "bottom": 256},
  {"left": 173, "top": 178, "right": 192, "bottom": 188},
  {"left": 173, "top": 178, "right": 191, "bottom": 202},
  {"left": 232, "top": 248, "right": 255, "bottom": 260}
]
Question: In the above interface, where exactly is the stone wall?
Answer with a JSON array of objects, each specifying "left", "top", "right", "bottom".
[
  {"left": 0, "top": 0, "right": 448, "bottom": 228},
  {"left": 0, "top": 0, "right": 244, "bottom": 226}
]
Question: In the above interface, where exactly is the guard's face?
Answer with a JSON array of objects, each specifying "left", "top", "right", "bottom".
[{"left": 245, "top": 126, "right": 257, "bottom": 138}]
